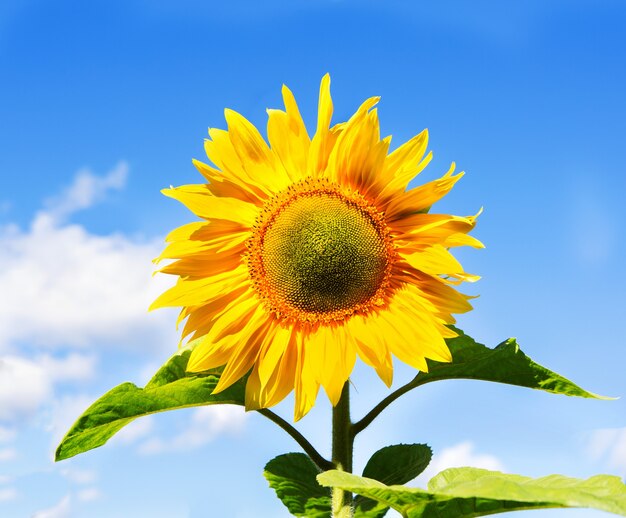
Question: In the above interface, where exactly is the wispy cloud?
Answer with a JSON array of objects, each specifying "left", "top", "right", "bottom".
[
  {"left": 414, "top": 441, "right": 504, "bottom": 487},
  {"left": 0, "top": 486, "right": 18, "bottom": 502},
  {"left": 0, "top": 447, "right": 17, "bottom": 462},
  {"left": 77, "top": 487, "right": 101, "bottom": 502},
  {"left": 0, "top": 354, "right": 95, "bottom": 422},
  {"left": 43, "top": 161, "right": 128, "bottom": 223},
  {"left": 60, "top": 467, "right": 97, "bottom": 486},
  {"left": 137, "top": 406, "right": 247, "bottom": 455},
  {"left": 587, "top": 427, "right": 626, "bottom": 476},
  {"left": 0, "top": 426, "right": 15, "bottom": 443},
  {"left": 32, "top": 494, "right": 72, "bottom": 518}
]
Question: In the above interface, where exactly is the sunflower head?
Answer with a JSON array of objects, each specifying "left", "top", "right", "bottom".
[{"left": 151, "top": 75, "right": 482, "bottom": 420}]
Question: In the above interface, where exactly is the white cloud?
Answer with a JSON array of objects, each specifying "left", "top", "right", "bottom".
[
  {"left": 39, "top": 354, "right": 96, "bottom": 383},
  {"left": 0, "top": 486, "right": 18, "bottom": 502},
  {"left": 32, "top": 494, "right": 72, "bottom": 518},
  {"left": 60, "top": 467, "right": 97, "bottom": 485},
  {"left": 43, "top": 161, "right": 128, "bottom": 222},
  {"left": 0, "top": 163, "right": 176, "bottom": 353},
  {"left": 138, "top": 406, "right": 246, "bottom": 455},
  {"left": 0, "top": 356, "right": 51, "bottom": 422},
  {"left": 0, "top": 426, "right": 16, "bottom": 443},
  {"left": 414, "top": 441, "right": 504, "bottom": 487},
  {"left": 0, "top": 354, "right": 95, "bottom": 422},
  {"left": 0, "top": 448, "right": 17, "bottom": 462},
  {"left": 59, "top": 469, "right": 102, "bottom": 503},
  {"left": 77, "top": 487, "right": 101, "bottom": 502},
  {"left": 587, "top": 427, "right": 626, "bottom": 475}
]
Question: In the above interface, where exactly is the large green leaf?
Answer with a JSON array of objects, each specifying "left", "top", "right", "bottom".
[
  {"left": 419, "top": 330, "right": 608, "bottom": 397},
  {"left": 55, "top": 348, "right": 246, "bottom": 461},
  {"left": 264, "top": 453, "right": 331, "bottom": 517},
  {"left": 318, "top": 468, "right": 626, "bottom": 517}
]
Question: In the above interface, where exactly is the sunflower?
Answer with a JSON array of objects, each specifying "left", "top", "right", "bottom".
[{"left": 151, "top": 75, "right": 482, "bottom": 421}]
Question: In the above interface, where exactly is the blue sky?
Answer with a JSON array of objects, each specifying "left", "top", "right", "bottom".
[{"left": 1, "top": 0, "right": 626, "bottom": 516}]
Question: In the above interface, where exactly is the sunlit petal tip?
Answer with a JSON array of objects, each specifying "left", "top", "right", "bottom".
[
  {"left": 463, "top": 273, "right": 481, "bottom": 283},
  {"left": 147, "top": 299, "right": 162, "bottom": 312},
  {"left": 440, "top": 347, "right": 453, "bottom": 363},
  {"left": 444, "top": 162, "right": 457, "bottom": 177},
  {"left": 353, "top": 96, "right": 381, "bottom": 116},
  {"left": 377, "top": 365, "right": 393, "bottom": 388},
  {"left": 280, "top": 83, "right": 292, "bottom": 99}
]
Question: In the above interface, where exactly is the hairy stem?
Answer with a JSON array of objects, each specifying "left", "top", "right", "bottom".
[
  {"left": 257, "top": 408, "right": 334, "bottom": 471},
  {"left": 332, "top": 382, "right": 354, "bottom": 518}
]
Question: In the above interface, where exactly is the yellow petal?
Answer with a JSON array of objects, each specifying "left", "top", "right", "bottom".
[
  {"left": 180, "top": 286, "right": 249, "bottom": 341},
  {"left": 213, "top": 306, "right": 271, "bottom": 393},
  {"left": 204, "top": 128, "right": 271, "bottom": 199},
  {"left": 346, "top": 315, "right": 393, "bottom": 387},
  {"left": 294, "top": 328, "right": 321, "bottom": 421},
  {"left": 389, "top": 292, "right": 453, "bottom": 363},
  {"left": 384, "top": 129, "right": 429, "bottom": 181},
  {"left": 326, "top": 99, "right": 390, "bottom": 196},
  {"left": 444, "top": 233, "right": 485, "bottom": 249},
  {"left": 149, "top": 264, "right": 248, "bottom": 310},
  {"left": 224, "top": 109, "right": 291, "bottom": 192},
  {"left": 306, "top": 325, "right": 355, "bottom": 406},
  {"left": 308, "top": 73, "right": 334, "bottom": 177},
  {"left": 192, "top": 159, "right": 264, "bottom": 205},
  {"left": 384, "top": 165, "right": 463, "bottom": 221},
  {"left": 262, "top": 333, "right": 298, "bottom": 407},
  {"left": 162, "top": 184, "right": 258, "bottom": 226},
  {"left": 266, "top": 84, "right": 310, "bottom": 182},
  {"left": 158, "top": 252, "right": 243, "bottom": 278},
  {"left": 247, "top": 327, "right": 298, "bottom": 409},
  {"left": 404, "top": 244, "right": 465, "bottom": 277}
]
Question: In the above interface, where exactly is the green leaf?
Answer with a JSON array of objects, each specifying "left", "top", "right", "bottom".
[
  {"left": 354, "top": 444, "right": 433, "bottom": 518},
  {"left": 318, "top": 468, "right": 626, "bottom": 517},
  {"left": 418, "top": 329, "right": 609, "bottom": 398},
  {"left": 55, "top": 347, "right": 246, "bottom": 461},
  {"left": 363, "top": 444, "right": 432, "bottom": 485},
  {"left": 264, "top": 453, "right": 331, "bottom": 518}
]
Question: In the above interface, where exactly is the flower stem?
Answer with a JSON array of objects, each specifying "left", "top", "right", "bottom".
[
  {"left": 331, "top": 382, "right": 354, "bottom": 518},
  {"left": 257, "top": 408, "right": 334, "bottom": 471}
]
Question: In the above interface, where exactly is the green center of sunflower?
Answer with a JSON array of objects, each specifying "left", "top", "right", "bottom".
[{"left": 261, "top": 192, "right": 389, "bottom": 314}]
